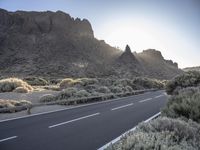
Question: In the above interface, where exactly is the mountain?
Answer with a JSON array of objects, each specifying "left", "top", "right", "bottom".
[
  {"left": 183, "top": 66, "right": 200, "bottom": 72},
  {"left": 0, "top": 9, "right": 182, "bottom": 79}
]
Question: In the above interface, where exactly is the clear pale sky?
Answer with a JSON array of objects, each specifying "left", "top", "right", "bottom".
[{"left": 0, "top": 0, "right": 200, "bottom": 68}]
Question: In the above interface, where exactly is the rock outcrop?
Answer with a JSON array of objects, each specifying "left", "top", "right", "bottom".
[{"left": 0, "top": 9, "right": 183, "bottom": 79}]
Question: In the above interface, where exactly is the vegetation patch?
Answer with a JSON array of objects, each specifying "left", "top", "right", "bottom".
[
  {"left": 166, "top": 71, "right": 200, "bottom": 95},
  {"left": 162, "top": 86, "right": 200, "bottom": 123},
  {"left": 24, "top": 77, "right": 49, "bottom": 86},
  {"left": 106, "top": 117, "right": 200, "bottom": 150},
  {"left": 0, "top": 99, "right": 32, "bottom": 113},
  {"left": 0, "top": 78, "right": 33, "bottom": 93}
]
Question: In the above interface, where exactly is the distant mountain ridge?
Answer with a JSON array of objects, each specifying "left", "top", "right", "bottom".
[
  {"left": 0, "top": 9, "right": 182, "bottom": 79},
  {"left": 183, "top": 66, "right": 200, "bottom": 72}
]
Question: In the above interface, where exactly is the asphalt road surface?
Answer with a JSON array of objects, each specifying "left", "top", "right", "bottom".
[{"left": 0, "top": 90, "right": 168, "bottom": 150}]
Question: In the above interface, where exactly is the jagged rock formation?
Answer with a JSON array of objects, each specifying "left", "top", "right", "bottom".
[
  {"left": 0, "top": 9, "right": 182, "bottom": 79},
  {"left": 135, "top": 49, "right": 183, "bottom": 79}
]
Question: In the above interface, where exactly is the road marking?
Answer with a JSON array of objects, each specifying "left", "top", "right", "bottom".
[
  {"left": 0, "top": 90, "right": 157, "bottom": 123},
  {"left": 139, "top": 98, "right": 152, "bottom": 103},
  {"left": 0, "top": 136, "right": 18, "bottom": 143},
  {"left": 49, "top": 113, "right": 100, "bottom": 128},
  {"left": 111, "top": 103, "right": 133, "bottom": 111},
  {"left": 155, "top": 95, "right": 164, "bottom": 98},
  {"left": 98, "top": 112, "right": 161, "bottom": 150}
]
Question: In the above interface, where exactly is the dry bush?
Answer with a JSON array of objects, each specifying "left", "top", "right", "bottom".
[
  {"left": 59, "top": 78, "right": 82, "bottom": 89},
  {"left": 74, "top": 90, "right": 91, "bottom": 98},
  {"left": 0, "top": 78, "right": 33, "bottom": 93},
  {"left": 57, "top": 87, "right": 78, "bottom": 99},
  {"left": 39, "top": 94, "right": 56, "bottom": 103},
  {"left": 13, "top": 86, "right": 29, "bottom": 93},
  {"left": 0, "top": 99, "right": 32, "bottom": 112},
  {"left": 77, "top": 78, "right": 98, "bottom": 86},
  {"left": 110, "top": 86, "right": 123, "bottom": 94},
  {"left": 132, "top": 77, "right": 164, "bottom": 90},
  {"left": 106, "top": 117, "right": 200, "bottom": 150},
  {"left": 96, "top": 86, "right": 111, "bottom": 93},
  {"left": 24, "top": 77, "right": 48, "bottom": 86}
]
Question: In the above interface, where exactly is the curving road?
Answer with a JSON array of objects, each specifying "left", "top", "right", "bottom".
[{"left": 0, "top": 90, "right": 168, "bottom": 150}]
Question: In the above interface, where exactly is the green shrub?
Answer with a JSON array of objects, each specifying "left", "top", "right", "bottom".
[
  {"left": 162, "top": 87, "right": 200, "bottom": 123},
  {"left": 0, "top": 78, "right": 33, "bottom": 93},
  {"left": 166, "top": 71, "right": 200, "bottom": 95},
  {"left": 106, "top": 117, "right": 200, "bottom": 150},
  {"left": 39, "top": 94, "right": 56, "bottom": 103},
  {"left": 24, "top": 77, "right": 48, "bottom": 86}
]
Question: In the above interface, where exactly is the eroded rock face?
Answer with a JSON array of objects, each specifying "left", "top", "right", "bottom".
[{"left": 0, "top": 9, "right": 182, "bottom": 79}]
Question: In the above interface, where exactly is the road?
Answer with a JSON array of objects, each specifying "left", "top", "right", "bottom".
[{"left": 0, "top": 90, "right": 168, "bottom": 150}]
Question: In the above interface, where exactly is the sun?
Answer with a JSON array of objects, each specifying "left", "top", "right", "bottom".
[{"left": 98, "top": 19, "right": 165, "bottom": 52}]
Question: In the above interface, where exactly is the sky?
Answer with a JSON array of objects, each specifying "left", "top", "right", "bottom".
[{"left": 0, "top": 0, "right": 200, "bottom": 68}]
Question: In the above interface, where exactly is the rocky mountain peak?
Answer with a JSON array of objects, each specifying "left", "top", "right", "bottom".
[
  {"left": 118, "top": 45, "right": 138, "bottom": 64},
  {"left": 140, "top": 49, "right": 163, "bottom": 59}
]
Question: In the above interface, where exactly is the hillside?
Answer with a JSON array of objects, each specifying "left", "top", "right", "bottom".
[
  {"left": 0, "top": 9, "right": 182, "bottom": 79},
  {"left": 183, "top": 66, "right": 200, "bottom": 72}
]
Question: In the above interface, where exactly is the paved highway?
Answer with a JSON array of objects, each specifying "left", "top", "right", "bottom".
[{"left": 0, "top": 90, "right": 168, "bottom": 150}]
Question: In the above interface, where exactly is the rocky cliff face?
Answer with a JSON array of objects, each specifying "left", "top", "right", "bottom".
[{"left": 0, "top": 9, "right": 182, "bottom": 79}]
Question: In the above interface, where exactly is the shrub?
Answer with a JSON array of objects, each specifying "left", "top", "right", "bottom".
[
  {"left": 110, "top": 86, "right": 123, "bottom": 94},
  {"left": 57, "top": 87, "right": 78, "bottom": 99},
  {"left": 162, "top": 87, "right": 200, "bottom": 123},
  {"left": 0, "top": 78, "right": 33, "bottom": 93},
  {"left": 96, "top": 86, "right": 111, "bottom": 93},
  {"left": 114, "top": 79, "right": 132, "bottom": 87},
  {"left": 132, "top": 77, "right": 164, "bottom": 89},
  {"left": 59, "top": 78, "right": 82, "bottom": 89},
  {"left": 123, "top": 86, "right": 133, "bottom": 93},
  {"left": 0, "top": 99, "right": 32, "bottom": 112},
  {"left": 166, "top": 71, "right": 200, "bottom": 95},
  {"left": 24, "top": 77, "right": 48, "bottom": 86},
  {"left": 13, "top": 86, "right": 29, "bottom": 93},
  {"left": 74, "top": 90, "right": 91, "bottom": 98},
  {"left": 77, "top": 78, "right": 98, "bottom": 86},
  {"left": 39, "top": 94, "right": 56, "bottom": 103},
  {"left": 106, "top": 117, "right": 200, "bottom": 150}
]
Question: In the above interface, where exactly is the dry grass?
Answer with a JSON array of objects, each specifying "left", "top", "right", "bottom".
[
  {"left": 0, "top": 99, "right": 32, "bottom": 112},
  {"left": 13, "top": 86, "right": 29, "bottom": 93},
  {"left": 0, "top": 78, "right": 33, "bottom": 93}
]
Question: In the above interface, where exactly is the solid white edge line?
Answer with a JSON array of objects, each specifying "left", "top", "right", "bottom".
[
  {"left": 139, "top": 98, "right": 152, "bottom": 103},
  {"left": 49, "top": 113, "right": 100, "bottom": 128},
  {"left": 111, "top": 103, "right": 133, "bottom": 111},
  {"left": 98, "top": 112, "right": 161, "bottom": 150},
  {"left": 0, "top": 91, "right": 157, "bottom": 123},
  {"left": 0, "top": 136, "right": 18, "bottom": 143}
]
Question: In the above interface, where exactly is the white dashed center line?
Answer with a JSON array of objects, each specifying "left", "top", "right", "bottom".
[
  {"left": 49, "top": 113, "right": 100, "bottom": 128},
  {"left": 111, "top": 103, "right": 133, "bottom": 111},
  {"left": 0, "top": 136, "right": 18, "bottom": 143},
  {"left": 139, "top": 98, "right": 153, "bottom": 103},
  {"left": 155, "top": 95, "right": 164, "bottom": 98}
]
